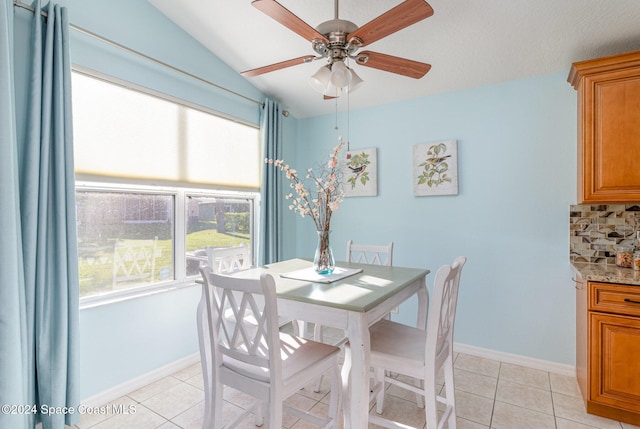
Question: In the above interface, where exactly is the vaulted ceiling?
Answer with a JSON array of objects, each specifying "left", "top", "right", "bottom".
[{"left": 149, "top": 0, "right": 640, "bottom": 118}]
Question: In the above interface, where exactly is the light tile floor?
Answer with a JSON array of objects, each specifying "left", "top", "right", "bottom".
[{"left": 72, "top": 327, "right": 640, "bottom": 429}]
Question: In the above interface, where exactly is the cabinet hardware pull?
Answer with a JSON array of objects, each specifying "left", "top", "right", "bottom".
[
  {"left": 624, "top": 298, "right": 640, "bottom": 305},
  {"left": 572, "top": 277, "right": 584, "bottom": 290}
]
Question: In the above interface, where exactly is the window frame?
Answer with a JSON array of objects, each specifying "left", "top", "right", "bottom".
[{"left": 77, "top": 181, "right": 260, "bottom": 309}]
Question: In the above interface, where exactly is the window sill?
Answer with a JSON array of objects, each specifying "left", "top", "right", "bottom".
[{"left": 79, "top": 278, "right": 200, "bottom": 310}]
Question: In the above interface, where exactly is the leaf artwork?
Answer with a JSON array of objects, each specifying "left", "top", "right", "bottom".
[
  {"left": 346, "top": 151, "right": 371, "bottom": 190},
  {"left": 417, "top": 142, "right": 452, "bottom": 188},
  {"left": 343, "top": 148, "right": 377, "bottom": 197}
]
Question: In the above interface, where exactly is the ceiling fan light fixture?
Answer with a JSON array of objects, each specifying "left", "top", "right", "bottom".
[
  {"left": 348, "top": 68, "right": 363, "bottom": 93},
  {"left": 324, "top": 82, "right": 343, "bottom": 98},
  {"left": 330, "top": 60, "right": 352, "bottom": 88},
  {"left": 309, "top": 65, "right": 332, "bottom": 94}
]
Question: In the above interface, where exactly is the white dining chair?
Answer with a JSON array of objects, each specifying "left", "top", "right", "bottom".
[
  {"left": 347, "top": 240, "right": 394, "bottom": 322},
  {"left": 205, "top": 242, "right": 251, "bottom": 273},
  {"left": 196, "top": 243, "right": 253, "bottom": 427},
  {"left": 200, "top": 266, "right": 342, "bottom": 428},
  {"left": 346, "top": 240, "right": 393, "bottom": 266},
  {"left": 197, "top": 243, "right": 302, "bottom": 426},
  {"left": 112, "top": 237, "right": 160, "bottom": 287},
  {"left": 361, "top": 256, "right": 467, "bottom": 429}
]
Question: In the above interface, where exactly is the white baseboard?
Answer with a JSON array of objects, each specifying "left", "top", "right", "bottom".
[
  {"left": 454, "top": 342, "right": 576, "bottom": 377},
  {"left": 81, "top": 353, "right": 201, "bottom": 408}
]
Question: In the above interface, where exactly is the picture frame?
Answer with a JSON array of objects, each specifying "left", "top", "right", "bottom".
[
  {"left": 413, "top": 140, "right": 458, "bottom": 196},
  {"left": 343, "top": 147, "right": 377, "bottom": 197}
]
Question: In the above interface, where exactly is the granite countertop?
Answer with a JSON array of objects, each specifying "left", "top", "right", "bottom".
[{"left": 572, "top": 262, "right": 640, "bottom": 286}]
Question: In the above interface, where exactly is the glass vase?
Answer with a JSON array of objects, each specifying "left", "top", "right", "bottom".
[{"left": 313, "top": 229, "right": 335, "bottom": 275}]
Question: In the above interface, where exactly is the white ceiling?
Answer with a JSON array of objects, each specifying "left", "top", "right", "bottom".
[{"left": 149, "top": 0, "right": 640, "bottom": 118}]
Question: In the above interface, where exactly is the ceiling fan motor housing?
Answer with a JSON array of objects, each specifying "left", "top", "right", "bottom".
[
  {"left": 315, "top": 18, "right": 357, "bottom": 36},
  {"left": 313, "top": 18, "right": 363, "bottom": 64}
]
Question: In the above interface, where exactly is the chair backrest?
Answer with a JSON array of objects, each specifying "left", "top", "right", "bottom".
[
  {"left": 425, "top": 256, "right": 467, "bottom": 364},
  {"left": 206, "top": 243, "right": 251, "bottom": 274},
  {"left": 346, "top": 240, "right": 393, "bottom": 266},
  {"left": 112, "top": 237, "right": 159, "bottom": 287},
  {"left": 200, "top": 265, "right": 281, "bottom": 383}
]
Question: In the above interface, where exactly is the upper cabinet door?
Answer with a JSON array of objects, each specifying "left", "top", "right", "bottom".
[{"left": 569, "top": 51, "right": 640, "bottom": 203}]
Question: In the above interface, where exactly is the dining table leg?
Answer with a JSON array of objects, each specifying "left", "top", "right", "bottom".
[
  {"left": 413, "top": 276, "right": 429, "bottom": 408},
  {"left": 342, "top": 312, "right": 371, "bottom": 429},
  {"left": 416, "top": 276, "right": 429, "bottom": 330}
]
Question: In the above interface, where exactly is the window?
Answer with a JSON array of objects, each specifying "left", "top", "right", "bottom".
[
  {"left": 185, "top": 194, "right": 254, "bottom": 277},
  {"left": 72, "top": 71, "right": 260, "bottom": 304}
]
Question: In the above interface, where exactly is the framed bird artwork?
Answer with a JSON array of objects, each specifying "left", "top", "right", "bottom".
[
  {"left": 413, "top": 140, "right": 458, "bottom": 196},
  {"left": 343, "top": 148, "right": 377, "bottom": 197}
]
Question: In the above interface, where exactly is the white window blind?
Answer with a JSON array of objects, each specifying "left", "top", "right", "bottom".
[{"left": 72, "top": 72, "right": 260, "bottom": 189}]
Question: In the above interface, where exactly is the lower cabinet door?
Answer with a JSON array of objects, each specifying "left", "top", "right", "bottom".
[{"left": 590, "top": 312, "right": 640, "bottom": 414}]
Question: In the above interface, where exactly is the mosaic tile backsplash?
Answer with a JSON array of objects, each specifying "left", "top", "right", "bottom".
[{"left": 570, "top": 204, "right": 640, "bottom": 264}]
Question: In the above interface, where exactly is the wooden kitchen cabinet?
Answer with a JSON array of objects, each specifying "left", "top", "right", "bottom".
[
  {"left": 568, "top": 50, "right": 640, "bottom": 203},
  {"left": 577, "top": 280, "right": 640, "bottom": 425}
]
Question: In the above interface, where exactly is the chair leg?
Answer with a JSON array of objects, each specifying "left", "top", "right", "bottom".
[
  {"left": 375, "top": 367, "right": 386, "bottom": 414},
  {"left": 267, "top": 401, "right": 283, "bottom": 429},
  {"left": 197, "top": 301, "right": 213, "bottom": 428},
  {"left": 254, "top": 401, "right": 265, "bottom": 426},
  {"left": 424, "top": 378, "right": 438, "bottom": 429},
  {"left": 415, "top": 377, "right": 425, "bottom": 409},
  {"left": 293, "top": 320, "right": 304, "bottom": 337},
  {"left": 211, "top": 381, "right": 223, "bottom": 429},
  {"left": 341, "top": 347, "right": 352, "bottom": 420},
  {"left": 328, "top": 360, "right": 341, "bottom": 424},
  {"left": 313, "top": 323, "right": 324, "bottom": 393},
  {"left": 313, "top": 322, "right": 324, "bottom": 343},
  {"left": 313, "top": 376, "right": 323, "bottom": 393},
  {"left": 442, "top": 357, "right": 457, "bottom": 429}
]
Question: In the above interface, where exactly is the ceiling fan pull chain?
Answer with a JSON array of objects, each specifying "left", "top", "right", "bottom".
[
  {"left": 334, "top": 96, "right": 339, "bottom": 131},
  {"left": 347, "top": 87, "right": 350, "bottom": 147}
]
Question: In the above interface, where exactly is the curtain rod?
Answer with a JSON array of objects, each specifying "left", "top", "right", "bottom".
[{"left": 13, "top": 0, "right": 263, "bottom": 107}]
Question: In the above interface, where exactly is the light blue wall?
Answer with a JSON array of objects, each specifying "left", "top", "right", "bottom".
[
  {"left": 291, "top": 72, "right": 578, "bottom": 365},
  {"left": 12, "top": 0, "right": 265, "bottom": 399},
  {"left": 280, "top": 115, "right": 300, "bottom": 261},
  {"left": 78, "top": 287, "right": 201, "bottom": 395}
]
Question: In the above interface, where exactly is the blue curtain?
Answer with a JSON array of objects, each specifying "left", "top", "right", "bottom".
[
  {"left": 259, "top": 98, "right": 283, "bottom": 264},
  {"left": 0, "top": 0, "right": 29, "bottom": 426},
  {"left": 0, "top": 1, "right": 80, "bottom": 428}
]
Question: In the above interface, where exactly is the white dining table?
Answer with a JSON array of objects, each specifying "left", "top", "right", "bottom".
[{"left": 230, "top": 258, "right": 430, "bottom": 429}]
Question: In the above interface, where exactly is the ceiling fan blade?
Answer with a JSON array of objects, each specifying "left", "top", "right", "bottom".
[
  {"left": 347, "top": 0, "right": 433, "bottom": 47},
  {"left": 356, "top": 51, "right": 431, "bottom": 79},
  {"left": 252, "top": 0, "right": 329, "bottom": 43},
  {"left": 241, "top": 55, "right": 316, "bottom": 77}
]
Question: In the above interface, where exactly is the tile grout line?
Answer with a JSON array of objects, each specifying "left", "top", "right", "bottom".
[
  {"left": 488, "top": 361, "right": 501, "bottom": 428},
  {"left": 547, "top": 370, "right": 559, "bottom": 429}
]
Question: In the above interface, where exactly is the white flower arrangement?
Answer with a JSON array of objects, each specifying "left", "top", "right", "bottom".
[{"left": 265, "top": 138, "right": 347, "bottom": 233}]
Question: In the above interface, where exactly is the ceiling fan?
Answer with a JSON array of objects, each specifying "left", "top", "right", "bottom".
[{"left": 240, "top": 0, "right": 434, "bottom": 98}]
